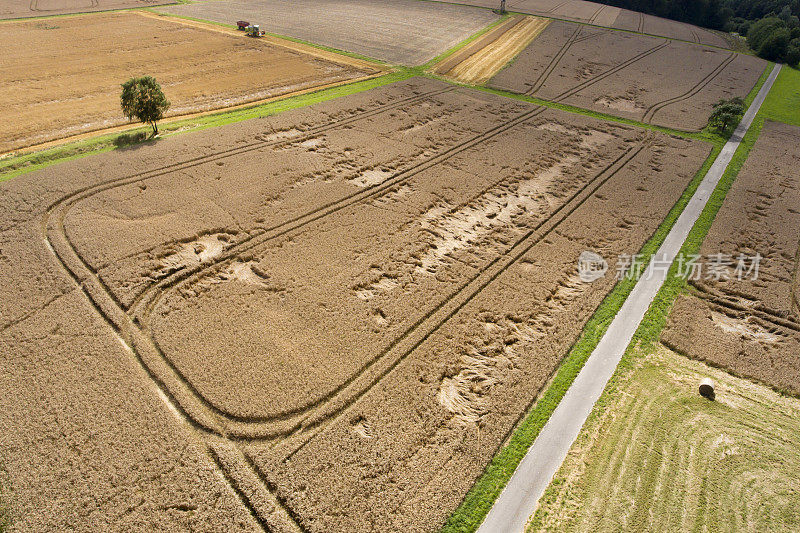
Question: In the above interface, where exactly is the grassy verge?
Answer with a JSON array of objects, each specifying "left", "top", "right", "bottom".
[
  {"left": 440, "top": 58, "right": 774, "bottom": 533},
  {"left": 530, "top": 61, "right": 787, "bottom": 532},
  {"left": 758, "top": 65, "right": 800, "bottom": 126},
  {"left": 0, "top": 71, "right": 411, "bottom": 183},
  {"left": 421, "top": 13, "right": 512, "bottom": 69},
  {"left": 439, "top": 137, "right": 722, "bottom": 532}
]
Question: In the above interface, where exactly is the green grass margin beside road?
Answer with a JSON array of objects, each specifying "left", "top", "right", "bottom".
[
  {"left": 758, "top": 65, "right": 800, "bottom": 126},
  {"left": 438, "top": 60, "right": 774, "bottom": 533},
  {"left": 530, "top": 61, "right": 790, "bottom": 529}
]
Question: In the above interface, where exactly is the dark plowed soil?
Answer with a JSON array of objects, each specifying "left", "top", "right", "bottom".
[
  {"left": 662, "top": 121, "right": 800, "bottom": 395},
  {"left": 1, "top": 77, "right": 710, "bottom": 531},
  {"left": 488, "top": 20, "right": 766, "bottom": 131}
]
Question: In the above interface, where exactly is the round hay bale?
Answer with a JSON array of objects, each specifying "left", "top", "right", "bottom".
[{"left": 699, "top": 378, "right": 716, "bottom": 400}]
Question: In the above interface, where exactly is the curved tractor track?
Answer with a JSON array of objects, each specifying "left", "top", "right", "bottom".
[
  {"left": 41, "top": 82, "right": 651, "bottom": 529},
  {"left": 524, "top": 30, "right": 737, "bottom": 127}
]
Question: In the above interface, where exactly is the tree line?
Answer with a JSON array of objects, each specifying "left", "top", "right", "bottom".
[{"left": 596, "top": 0, "right": 800, "bottom": 65}]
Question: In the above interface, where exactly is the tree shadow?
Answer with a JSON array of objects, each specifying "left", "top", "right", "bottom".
[{"left": 112, "top": 131, "right": 162, "bottom": 151}]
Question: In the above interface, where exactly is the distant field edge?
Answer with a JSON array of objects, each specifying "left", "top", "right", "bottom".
[
  {"left": 438, "top": 135, "right": 724, "bottom": 533},
  {"left": 0, "top": 71, "right": 410, "bottom": 184},
  {"left": 422, "top": 0, "right": 741, "bottom": 52},
  {"left": 147, "top": 9, "right": 391, "bottom": 65},
  {"left": 0, "top": 2, "right": 178, "bottom": 23}
]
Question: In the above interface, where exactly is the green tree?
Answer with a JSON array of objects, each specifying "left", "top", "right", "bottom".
[
  {"left": 708, "top": 97, "right": 746, "bottom": 134},
  {"left": 120, "top": 76, "right": 170, "bottom": 136}
]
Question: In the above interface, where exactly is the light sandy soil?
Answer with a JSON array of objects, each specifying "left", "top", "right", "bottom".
[
  {"left": 488, "top": 20, "right": 766, "bottom": 130},
  {"left": 662, "top": 121, "right": 800, "bottom": 395},
  {"left": 0, "top": 77, "right": 710, "bottom": 530},
  {"left": 437, "top": 16, "right": 551, "bottom": 85},
  {"left": 448, "top": 0, "right": 731, "bottom": 48},
  {"left": 157, "top": 0, "right": 499, "bottom": 65},
  {"left": 0, "top": 11, "right": 378, "bottom": 154},
  {"left": 0, "top": 0, "right": 173, "bottom": 19}
]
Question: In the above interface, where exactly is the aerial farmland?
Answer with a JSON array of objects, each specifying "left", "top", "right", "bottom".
[{"left": 0, "top": 1, "right": 798, "bottom": 532}]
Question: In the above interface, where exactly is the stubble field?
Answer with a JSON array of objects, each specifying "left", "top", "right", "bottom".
[
  {"left": 0, "top": 12, "right": 379, "bottom": 153},
  {"left": 488, "top": 20, "right": 766, "bottom": 130},
  {"left": 662, "top": 120, "right": 800, "bottom": 395},
  {"left": 156, "top": 0, "right": 499, "bottom": 65},
  {"left": 0, "top": 77, "right": 711, "bottom": 531}
]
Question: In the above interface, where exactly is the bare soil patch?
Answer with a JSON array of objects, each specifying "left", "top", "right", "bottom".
[
  {"left": 1, "top": 77, "right": 711, "bottom": 530},
  {"left": 450, "top": 0, "right": 731, "bottom": 48},
  {"left": 0, "top": 0, "right": 173, "bottom": 19},
  {"left": 157, "top": 0, "right": 499, "bottom": 65},
  {"left": 0, "top": 11, "right": 378, "bottom": 154},
  {"left": 488, "top": 20, "right": 766, "bottom": 130},
  {"left": 662, "top": 121, "right": 800, "bottom": 394}
]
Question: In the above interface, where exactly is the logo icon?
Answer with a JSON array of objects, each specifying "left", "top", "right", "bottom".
[{"left": 577, "top": 251, "right": 608, "bottom": 282}]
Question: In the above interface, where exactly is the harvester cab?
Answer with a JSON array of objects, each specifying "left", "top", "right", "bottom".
[{"left": 245, "top": 24, "right": 266, "bottom": 38}]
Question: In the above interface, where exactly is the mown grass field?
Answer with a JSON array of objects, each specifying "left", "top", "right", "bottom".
[
  {"left": 529, "top": 345, "right": 800, "bottom": 532},
  {"left": 759, "top": 66, "right": 800, "bottom": 126}
]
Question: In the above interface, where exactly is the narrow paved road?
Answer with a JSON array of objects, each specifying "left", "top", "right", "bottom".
[{"left": 477, "top": 64, "right": 782, "bottom": 533}]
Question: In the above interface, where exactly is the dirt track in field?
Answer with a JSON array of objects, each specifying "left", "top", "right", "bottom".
[
  {"left": 0, "top": 76, "right": 710, "bottom": 531},
  {"left": 488, "top": 20, "right": 766, "bottom": 131},
  {"left": 662, "top": 121, "right": 800, "bottom": 395},
  {"left": 0, "top": 11, "right": 378, "bottom": 154},
  {"left": 447, "top": 0, "right": 732, "bottom": 48},
  {"left": 157, "top": 0, "right": 499, "bottom": 65},
  {"left": 0, "top": 0, "right": 173, "bottom": 19}
]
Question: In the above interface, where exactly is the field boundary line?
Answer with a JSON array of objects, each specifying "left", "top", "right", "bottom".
[
  {"left": 475, "top": 62, "right": 781, "bottom": 533},
  {"left": 135, "top": 10, "right": 383, "bottom": 71}
]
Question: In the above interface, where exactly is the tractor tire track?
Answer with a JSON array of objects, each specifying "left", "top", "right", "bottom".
[
  {"left": 550, "top": 38, "right": 670, "bottom": 102},
  {"left": 642, "top": 51, "right": 736, "bottom": 124},
  {"left": 525, "top": 24, "right": 605, "bottom": 95},
  {"left": 141, "top": 132, "right": 651, "bottom": 440},
  {"left": 281, "top": 136, "right": 653, "bottom": 460}
]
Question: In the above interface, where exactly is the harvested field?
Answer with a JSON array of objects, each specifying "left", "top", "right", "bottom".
[
  {"left": 156, "top": 0, "right": 499, "bottom": 65},
  {"left": 0, "top": 12, "right": 378, "bottom": 154},
  {"left": 0, "top": 77, "right": 711, "bottom": 530},
  {"left": 488, "top": 20, "right": 767, "bottom": 130},
  {"left": 449, "top": 0, "right": 731, "bottom": 47},
  {"left": 0, "top": 0, "right": 173, "bottom": 19},
  {"left": 530, "top": 344, "right": 800, "bottom": 532},
  {"left": 433, "top": 15, "right": 551, "bottom": 85},
  {"left": 662, "top": 121, "right": 800, "bottom": 395}
]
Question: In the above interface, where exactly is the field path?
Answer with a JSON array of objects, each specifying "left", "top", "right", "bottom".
[{"left": 477, "top": 64, "right": 782, "bottom": 533}]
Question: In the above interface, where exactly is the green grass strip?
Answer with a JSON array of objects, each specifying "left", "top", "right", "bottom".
[
  {"left": 439, "top": 136, "right": 722, "bottom": 533},
  {"left": 440, "top": 57, "right": 774, "bottom": 533},
  {"left": 530, "top": 63, "right": 781, "bottom": 529},
  {"left": 422, "top": 13, "right": 511, "bottom": 69},
  {"left": 758, "top": 65, "right": 800, "bottom": 126},
  {"left": 0, "top": 71, "right": 410, "bottom": 183}
]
